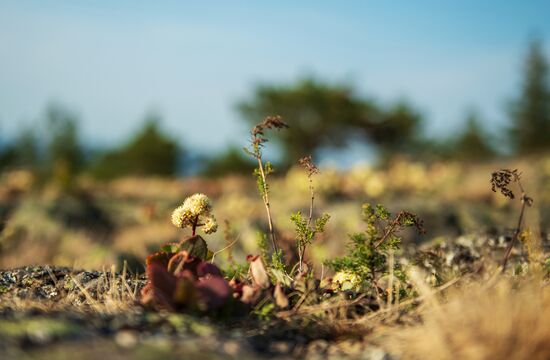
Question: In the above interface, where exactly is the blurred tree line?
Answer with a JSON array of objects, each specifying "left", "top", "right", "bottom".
[
  {"left": 0, "top": 107, "right": 181, "bottom": 185},
  {"left": 1, "top": 39, "right": 549, "bottom": 180}
]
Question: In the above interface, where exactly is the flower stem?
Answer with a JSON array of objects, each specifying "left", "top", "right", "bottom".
[{"left": 192, "top": 215, "right": 199, "bottom": 236}]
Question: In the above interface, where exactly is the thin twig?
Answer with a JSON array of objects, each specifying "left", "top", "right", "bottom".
[
  {"left": 211, "top": 238, "right": 239, "bottom": 263},
  {"left": 277, "top": 293, "right": 369, "bottom": 318},
  {"left": 502, "top": 194, "right": 528, "bottom": 271},
  {"left": 499, "top": 171, "right": 532, "bottom": 272},
  {"left": 374, "top": 213, "right": 403, "bottom": 249},
  {"left": 257, "top": 156, "right": 278, "bottom": 252}
]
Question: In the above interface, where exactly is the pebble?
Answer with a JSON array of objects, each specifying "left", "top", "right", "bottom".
[
  {"left": 222, "top": 339, "right": 242, "bottom": 356},
  {"left": 115, "top": 330, "right": 138, "bottom": 348}
]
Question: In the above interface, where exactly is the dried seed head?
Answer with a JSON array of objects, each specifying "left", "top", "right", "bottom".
[
  {"left": 491, "top": 169, "right": 519, "bottom": 199},
  {"left": 399, "top": 211, "right": 426, "bottom": 234},
  {"left": 251, "top": 115, "right": 289, "bottom": 147},
  {"left": 298, "top": 155, "right": 319, "bottom": 177}
]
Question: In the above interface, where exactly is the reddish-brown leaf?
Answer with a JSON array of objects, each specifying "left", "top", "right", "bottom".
[
  {"left": 142, "top": 264, "right": 177, "bottom": 311},
  {"left": 196, "top": 277, "right": 232, "bottom": 310},
  {"left": 197, "top": 262, "right": 223, "bottom": 278},
  {"left": 145, "top": 251, "right": 172, "bottom": 268}
]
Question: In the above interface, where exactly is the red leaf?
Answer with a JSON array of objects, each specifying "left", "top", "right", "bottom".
[
  {"left": 146, "top": 251, "right": 172, "bottom": 268},
  {"left": 167, "top": 251, "right": 189, "bottom": 274},
  {"left": 197, "top": 262, "right": 223, "bottom": 278},
  {"left": 196, "top": 277, "right": 232, "bottom": 310},
  {"left": 142, "top": 264, "right": 177, "bottom": 311}
]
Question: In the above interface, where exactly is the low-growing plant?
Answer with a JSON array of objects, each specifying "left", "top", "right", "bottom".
[
  {"left": 140, "top": 117, "right": 431, "bottom": 323},
  {"left": 141, "top": 193, "right": 284, "bottom": 316},
  {"left": 326, "top": 203, "right": 424, "bottom": 297},
  {"left": 291, "top": 155, "right": 330, "bottom": 273},
  {"left": 141, "top": 193, "right": 230, "bottom": 312}
]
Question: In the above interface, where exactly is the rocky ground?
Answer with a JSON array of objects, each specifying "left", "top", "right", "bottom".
[
  {"left": 0, "top": 266, "right": 393, "bottom": 360},
  {"left": 1, "top": 229, "right": 547, "bottom": 360}
]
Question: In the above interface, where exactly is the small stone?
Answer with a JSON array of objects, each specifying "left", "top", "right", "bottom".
[
  {"left": 269, "top": 341, "right": 292, "bottom": 354},
  {"left": 222, "top": 340, "right": 242, "bottom": 356},
  {"left": 306, "top": 340, "right": 329, "bottom": 360},
  {"left": 115, "top": 330, "right": 138, "bottom": 348},
  {"left": 28, "top": 328, "right": 53, "bottom": 345},
  {"left": 307, "top": 339, "right": 329, "bottom": 355},
  {"left": 363, "top": 346, "right": 392, "bottom": 360},
  {"left": 338, "top": 339, "right": 363, "bottom": 356}
]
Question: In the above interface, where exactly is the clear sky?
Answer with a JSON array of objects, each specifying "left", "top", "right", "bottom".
[{"left": 1, "top": 1, "right": 549, "bottom": 154}]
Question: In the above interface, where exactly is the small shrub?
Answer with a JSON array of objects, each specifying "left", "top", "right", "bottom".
[{"left": 326, "top": 203, "right": 424, "bottom": 297}]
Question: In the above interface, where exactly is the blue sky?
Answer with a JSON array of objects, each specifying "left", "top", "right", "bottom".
[{"left": 1, "top": 1, "right": 549, "bottom": 155}]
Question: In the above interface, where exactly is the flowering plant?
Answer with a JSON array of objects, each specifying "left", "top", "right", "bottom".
[{"left": 171, "top": 193, "right": 218, "bottom": 235}]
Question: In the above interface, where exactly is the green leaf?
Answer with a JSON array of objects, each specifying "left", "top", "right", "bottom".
[{"left": 174, "top": 235, "right": 209, "bottom": 260}]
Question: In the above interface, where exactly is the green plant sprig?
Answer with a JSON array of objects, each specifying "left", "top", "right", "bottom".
[
  {"left": 292, "top": 155, "right": 330, "bottom": 273},
  {"left": 244, "top": 116, "right": 289, "bottom": 253}
]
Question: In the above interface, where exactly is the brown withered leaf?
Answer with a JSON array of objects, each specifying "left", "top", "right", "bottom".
[
  {"left": 240, "top": 284, "right": 261, "bottom": 304},
  {"left": 248, "top": 255, "right": 271, "bottom": 289},
  {"left": 274, "top": 283, "right": 289, "bottom": 309}
]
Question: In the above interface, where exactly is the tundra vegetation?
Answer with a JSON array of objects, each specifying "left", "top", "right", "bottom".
[
  {"left": 84, "top": 117, "right": 548, "bottom": 359},
  {"left": 1, "top": 40, "right": 550, "bottom": 359}
]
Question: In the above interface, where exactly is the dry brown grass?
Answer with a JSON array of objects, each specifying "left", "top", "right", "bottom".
[
  {"left": 386, "top": 273, "right": 550, "bottom": 360},
  {"left": 1, "top": 264, "right": 140, "bottom": 315}
]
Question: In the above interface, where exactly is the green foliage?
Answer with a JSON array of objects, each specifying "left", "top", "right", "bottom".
[
  {"left": 237, "top": 77, "right": 423, "bottom": 166},
  {"left": 326, "top": 204, "right": 423, "bottom": 291},
  {"left": 201, "top": 146, "right": 255, "bottom": 177},
  {"left": 91, "top": 115, "right": 180, "bottom": 179},
  {"left": 452, "top": 112, "right": 497, "bottom": 161},
  {"left": 253, "top": 302, "right": 275, "bottom": 321},
  {"left": 223, "top": 262, "right": 249, "bottom": 280},
  {"left": 45, "top": 104, "right": 85, "bottom": 189},
  {"left": 271, "top": 249, "right": 286, "bottom": 272},
  {"left": 160, "top": 235, "right": 209, "bottom": 261},
  {"left": 256, "top": 232, "right": 270, "bottom": 265},
  {"left": 0, "top": 127, "right": 40, "bottom": 172},
  {"left": 253, "top": 161, "right": 273, "bottom": 198},
  {"left": 509, "top": 39, "right": 550, "bottom": 155},
  {"left": 372, "top": 101, "right": 425, "bottom": 158},
  {"left": 291, "top": 211, "right": 330, "bottom": 265},
  {"left": 245, "top": 116, "right": 288, "bottom": 253}
]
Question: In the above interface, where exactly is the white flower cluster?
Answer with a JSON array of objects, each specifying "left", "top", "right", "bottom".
[
  {"left": 332, "top": 271, "right": 362, "bottom": 291},
  {"left": 202, "top": 216, "right": 218, "bottom": 234},
  {"left": 171, "top": 193, "right": 218, "bottom": 234}
]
